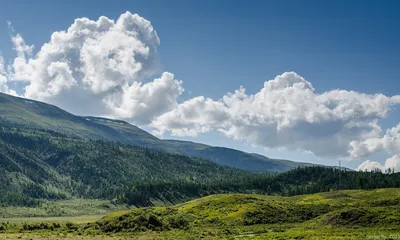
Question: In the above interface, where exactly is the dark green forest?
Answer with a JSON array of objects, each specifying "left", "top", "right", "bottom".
[
  {"left": 0, "top": 119, "right": 250, "bottom": 206},
  {"left": 118, "top": 166, "right": 400, "bottom": 206},
  {"left": 1, "top": 118, "right": 400, "bottom": 208}
]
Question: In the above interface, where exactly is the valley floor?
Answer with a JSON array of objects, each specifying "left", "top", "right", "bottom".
[
  {"left": 1, "top": 189, "right": 400, "bottom": 239},
  {"left": 1, "top": 225, "right": 399, "bottom": 239}
]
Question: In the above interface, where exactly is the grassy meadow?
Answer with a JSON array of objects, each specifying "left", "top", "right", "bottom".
[
  {"left": 0, "top": 188, "right": 399, "bottom": 239},
  {"left": 0, "top": 199, "right": 129, "bottom": 219}
]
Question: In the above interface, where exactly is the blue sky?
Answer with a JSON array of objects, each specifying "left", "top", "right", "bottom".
[{"left": 0, "top": 0, "right": 399, "bottom": 169}]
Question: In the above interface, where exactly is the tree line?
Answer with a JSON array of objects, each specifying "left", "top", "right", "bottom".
[
  {"left": 117, "top": 166, "right": 400, "bottom": 206},
  {"left": 0, "top": 118, "right": 399, "bottom": 207}
]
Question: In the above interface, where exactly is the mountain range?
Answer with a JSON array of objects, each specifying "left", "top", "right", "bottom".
[
  {"left": 0, "top": 92, "right": 389, "bottom": 210},
  {"left": 0, "top": 92, "right": 317, "bottom": 173}
]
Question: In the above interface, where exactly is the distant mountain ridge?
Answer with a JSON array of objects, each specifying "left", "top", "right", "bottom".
[{"left": 0, "top": 92, "right": 318, "bottom": 172}]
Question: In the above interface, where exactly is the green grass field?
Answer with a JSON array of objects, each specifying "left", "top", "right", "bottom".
[
  {"left": 0, "top": 199, "right": 130, "bottom": 218},
  {"left": 1, "top": 189, "right": 400, "bottom": 239}
]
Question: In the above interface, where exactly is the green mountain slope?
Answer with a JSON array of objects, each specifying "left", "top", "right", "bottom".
[
  {"left": 0, "top": 120, "right": 252, "bottom": 206},
  {"left": 0, "top": 92, "right": 316, "bottom": 172},
  {"left": 0, "top": 93, "right": 162, "bottom": 147},
  {"left": 166, "top": 140, "right": 316, "bottom": 172}
]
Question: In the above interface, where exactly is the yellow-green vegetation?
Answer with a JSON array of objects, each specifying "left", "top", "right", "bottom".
[
  {"left": 0, "top": 199, "right": 131, "bottom": 239},
  {"left": 0, "top": 199, "right": 129, "bottom": 218},
  {"left": 1, "top": 188, "right": 400, "bottom": 239}
]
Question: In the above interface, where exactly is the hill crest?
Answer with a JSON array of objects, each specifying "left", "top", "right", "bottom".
[{"left": 0, "top": 92, "right": 318, "bottom": 172}]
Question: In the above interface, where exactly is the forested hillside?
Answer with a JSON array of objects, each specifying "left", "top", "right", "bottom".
[
  {"left": 0, "top": 119, "right": 253, "bottom": 206},
  {"left": 0, "top": 92, "right": 316, "bottom": 172},
  {"left": 118, "top": 166, "right": 400, "bottom": 206},
  {"left": 1, "top": 92, "right": 399, "bottom": 209}
]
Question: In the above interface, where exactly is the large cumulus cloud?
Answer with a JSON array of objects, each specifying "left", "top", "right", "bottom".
[
  {"left": 4, "top": 12, "right": 183, "bottom": 124},
  {"left": 152, "top": 72, "right": 400, "bottom": 159}
]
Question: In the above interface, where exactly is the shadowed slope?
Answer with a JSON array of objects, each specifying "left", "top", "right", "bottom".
[{"left": 0, "top": 92, "right": 318, "bottom": 172}]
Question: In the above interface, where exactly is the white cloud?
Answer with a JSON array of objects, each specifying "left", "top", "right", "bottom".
[
  {"left": 7, "top": 21, "right": 14, "bottom": 32},
  {"left": 0, "top": 56, "right": 8, "bottom": 91},
  {"left": 349, "top": 123, "right": 400, "bottom": 159},
  {"left": 8, "top": 33, "right": 34, "bottom": 81},
  {"left": 357, "top": 155, "right": 400, "bottom": 173},
  {"left": 2, "top": 12, "right": 183, "bottom": 124},
  {"left": 45, "top": 62, "right": 76, "bottom": 97},
  {"left": 0, "top": 56, "right": 16, "bottom": 96},
  {"left": 11, "top": 34, "right": 34, "bottom": 58},
  {"left": 104, "top": 72, "right": 184, "bottom": 124},
  {"left": 352, "top": 123, "right": 400, "bottom": 173},
  {"left": 152, "top": 72, "right": 400, "bottom": 158},
  {"left": 151, "top": 95, "right": 230, "bottom": 136},
  {"left": 357, "top": 160, "right": 383, "bottom": 172},
  {"left": 384, "top": 154, "right": 400, "bottom": 172}
]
